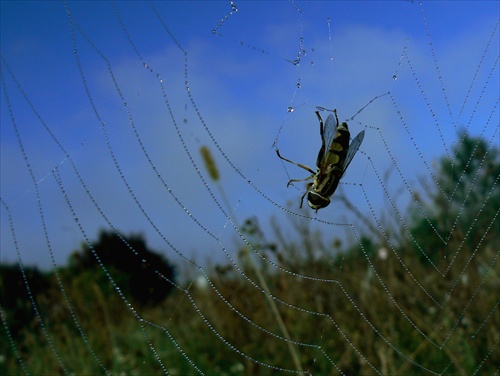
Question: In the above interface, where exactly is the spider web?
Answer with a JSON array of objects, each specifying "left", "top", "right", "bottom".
[{"left": 1, "top": 1, "right": 499, "bottom": 374}]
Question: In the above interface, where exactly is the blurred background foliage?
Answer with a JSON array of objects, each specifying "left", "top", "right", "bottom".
[{"left": 1, "top": 131, "right": 498, "bottom": 374}]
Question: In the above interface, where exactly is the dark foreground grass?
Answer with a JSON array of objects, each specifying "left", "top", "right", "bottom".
[{"left": 1, "top": 232, "right": 498, "bottom": 375}]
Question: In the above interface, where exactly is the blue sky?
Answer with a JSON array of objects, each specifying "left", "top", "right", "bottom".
[{"left": 1, "top": 1, "right": 498, "bottom": 269}]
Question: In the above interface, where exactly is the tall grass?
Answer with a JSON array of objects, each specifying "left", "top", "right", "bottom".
[{"left": 1, "top": 221, "right": 497, "bottom": 374}]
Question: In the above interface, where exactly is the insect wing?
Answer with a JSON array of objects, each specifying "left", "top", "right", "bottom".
[
  {"left": 316, "top": 113, "right": 338, "bottom": 168},
  {"left": 340, "top": 130, "right": 365, "bottom": 177},
  {"left": 322, "top": 114, "right": 338, "bottom": 154}
]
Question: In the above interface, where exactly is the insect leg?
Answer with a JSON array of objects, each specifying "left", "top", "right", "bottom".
[
  {"left": 299, "top": 182, "right": 313, "bottom": 208},
  {"left": 315, "top": 111, "right": 328, "bottom": 169},
  {"left": 315, "top": 111, "right": 325, "bottom": 141},
  {"left": 333, "top": 108, "right": 339, "bottom": 126},
  {"left": 286, "top": 174, "right": 315, "bottom": 187},
  {"left": 275, "top": 149, "right": 316, "bottom": 174}
]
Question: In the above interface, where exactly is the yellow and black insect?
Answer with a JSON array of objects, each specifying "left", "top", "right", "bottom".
[{"left": 276, "top": 109, "right": 365, "bottom": 211}]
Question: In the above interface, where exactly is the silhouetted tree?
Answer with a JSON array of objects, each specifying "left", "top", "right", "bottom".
[
  {"left": 69, "top": 230, "right": 176, "bottom": 306},
  {"left": 410, "top": 131, "right": 499, "bottom": 263},
  {"left": 0, "top": 263, "right": 50, "bottom": 337}
]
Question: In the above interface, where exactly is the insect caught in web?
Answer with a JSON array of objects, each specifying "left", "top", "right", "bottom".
[{"left": 276, "top": 109, "right": 365, "bottom": 211}]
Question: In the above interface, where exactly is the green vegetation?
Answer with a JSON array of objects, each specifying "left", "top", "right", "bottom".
[{"left": 1, "top": 132, "right": 498, "bottom": 375}]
